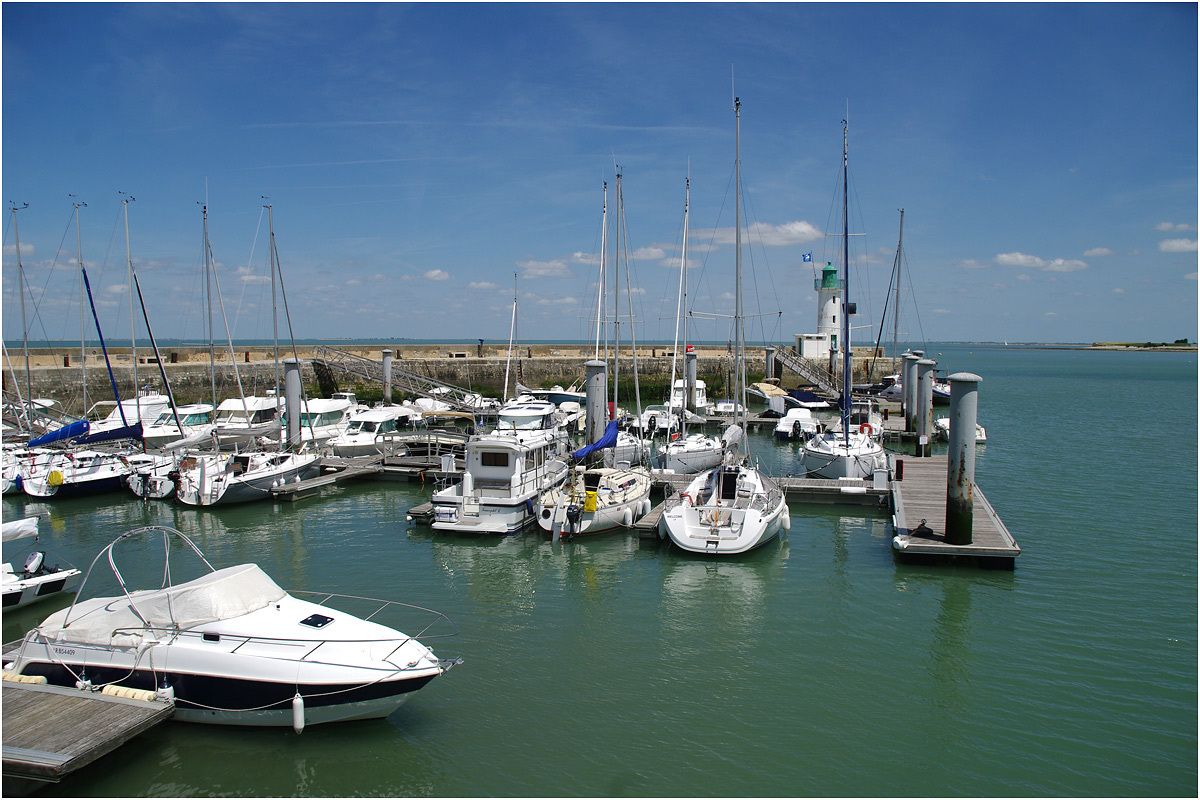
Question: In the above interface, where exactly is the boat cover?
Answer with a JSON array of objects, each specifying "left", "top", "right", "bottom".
[
  {"left": 37, "top": 564, "right": 286, "bottom": 647},
  {"left": 572, "top": 420, "right": 619, "bottom": 461},
  {"left": 76, "top": 422, "right": 143, "bottom": 445},
  {"left": 27, "top": 420, "right": 89, "bottom": 447},
  {"left": 1, "top": 517, "right": 38, "bottom": 543}
]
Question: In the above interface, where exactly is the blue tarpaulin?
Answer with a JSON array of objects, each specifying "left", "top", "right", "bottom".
[
  {"left": 77, "top": 423, "right": 143, "bottom": 445},
  {"left": 28, "top": 419, "right": 89, "bottom": 447},
  {"left": 572, "top": 419, "right": 619, "bottom": 461}
]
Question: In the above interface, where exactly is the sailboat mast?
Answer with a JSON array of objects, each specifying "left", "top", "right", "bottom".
[
  {"left": 503, "top": 272, "right": 517, "bottom": 401},
  {"left": 73, "top": 199, "right": 88, "bottom": 416},
  {"left": 11, "top": 203, "right": 33, "bottom": 427},
  {"left": 841, "top": 119, "right": 851, "bottom": 447},
  {"left": 121, "top": 194, "right": 139, "bottom": 403},
  {"left": 734, "top": 96, "right": 748, "bottom": 446},
  {"left": 669, "top": 177, "right": 689, "bottom": 437},
  {"left": 612, "top": 169, "right": 622, "bottom": 418},
  {"left": 892, "top": 208, "right": 905, "bottom": 358},
  {"left": 267, "top": 204, "right": 280, "bottom": 399},
  {"left": 202, "top": 204, "right": 217, "bottom": 406},
  {"left": 593, "top": 182, "right": 607, "bottom": 360}
]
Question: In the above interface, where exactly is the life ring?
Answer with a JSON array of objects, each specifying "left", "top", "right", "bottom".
[{"left": 858, "top": 423, "right": 874, "bottom": 436}]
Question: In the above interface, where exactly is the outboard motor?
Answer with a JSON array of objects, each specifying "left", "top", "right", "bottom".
[{"left": 22, "top": 551, "right": 46, "bottom": 578}]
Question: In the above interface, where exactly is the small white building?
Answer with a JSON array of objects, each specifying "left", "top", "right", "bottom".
[{"left": 794, "top": 261, "right": 843, "bottom": 360}]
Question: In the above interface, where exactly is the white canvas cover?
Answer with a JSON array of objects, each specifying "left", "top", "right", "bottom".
[
  {"left": 2, "top": 517, "right": 39, "bottom": 543},
  {"left": 37, "top": 564, "right": 286, "bottom": 647}
]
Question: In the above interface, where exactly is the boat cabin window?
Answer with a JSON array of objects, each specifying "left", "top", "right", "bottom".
[
  {"left": 497, "top": 412, "right": 550, "bottom": 431},
  {"left": 481, "top": 451, "right": 509, "bottom": 467}
]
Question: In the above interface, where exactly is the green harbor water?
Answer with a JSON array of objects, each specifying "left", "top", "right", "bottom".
[{"left": 2, "top": 344, "right": 1195, "bottom": 797}]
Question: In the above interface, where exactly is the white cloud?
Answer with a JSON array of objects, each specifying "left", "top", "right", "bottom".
[
  {"left": 1112, "top": 287, "right": 1126, "bottom": 294},
  {"left": 932, "top": 308, "right": 952, "bottom": 315},
  {"left": 1155, "top": 221, "right": 1196, "bottom": 232},
  {"left": 628, "top": 287, "right": 646, "bottom": 296},
  {"left": 2, "top": 243, "right": 34, "bottom": 257},
  {"left": 631, "top": 246, "right": 665, "bottom": 260},
  {"left": 236, "top": 266, "right": 270, "bottom": 285},
  {"left": 1017, "top": 273, "right": 1032, "bottom": 282},
  {"left": 571, "top": 251, "right": 600, "bottom": 265},
  {"left": 518, "top": 258, "right": 569, "bottom": 278},
  {"left": 424, "top": 269, "right": 449, "bottom": 281},
  {"left": 995, "top": 252, "right": 1087, "bottom": 272},
  {"left": 1186, "top": 273, "right": 1197, "bottom": 281},
  {"left": 468, "top": 281, "right": 497, "bottom": 290},
  {"left": 1159, "top": 238, "right": 1197, "bottom": 253},
  {"left": 1043, "top": 311, "right": 1058, "bottom": 317},
  {"left": 534, "top": 295, "right": 578, "bottom": 306},
  {"left": 696, "top": 220, "right": 822, "bottom": 247},
  {"left": 956, "top": 259, "right": 986, "bottom": 269},
  {"left": 104, "top": 284, "right": 129, "bottom": 295},
  {"left": 1083, "top": 247, "right": 1112, "bottom": 257}
]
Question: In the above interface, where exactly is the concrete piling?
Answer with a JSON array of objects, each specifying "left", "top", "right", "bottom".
[
  {"left": 945, "top": 372, "right": 982, "bottom": 545},
  {"left": 914, "top": 358, "right": 935, "bottom": 457},
  {"left": 584, "top": 360, "right": 607, "bottom": 444},
  {"left": 765, "top": 346, "right": 776, "bottom": 380},
  {"left": 685, "top": 351, "right": 698, "bottom": 413},
  {"left": 902, "top": 352, "right": 919, "bottom": 432},
  {"left": 382, "top": 349, "right": 394, "bottom": 404},
  {"left": 284, "top": 358, "right": 302, "bottom": 449}
]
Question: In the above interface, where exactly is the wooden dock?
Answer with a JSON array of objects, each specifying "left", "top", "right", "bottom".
[
  {"left": 2, "top": 680, "right": 174, "bottom": 784},
  {"left": 890, "top": 455, "right": 1020, "bottom": 566},
  {"left": 270, "top": 455, "right": 384, "bottom": 501}
]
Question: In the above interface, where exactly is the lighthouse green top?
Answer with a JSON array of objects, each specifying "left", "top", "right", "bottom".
[{"left": 820, "top": 261, "right": 839, "bottom": 289}]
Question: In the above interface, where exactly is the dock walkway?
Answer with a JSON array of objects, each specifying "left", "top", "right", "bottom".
[
  {"left": 2, "top": 679, "right": 174, "bottom": 784},
  {"left": 891, "top": 455, "right": 1020, "bottom": 565}
]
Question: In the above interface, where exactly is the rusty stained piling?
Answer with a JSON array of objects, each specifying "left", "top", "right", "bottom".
[
  {"left": 914, "top": 358, "right": 935, "bottom": 457},
  {"left": 382, "top": 349, "right": 394, "bottom": 404},
  {"left": 584, "top": 359, "right": 607, "bottom": 444},
  {"left": 945, "top": 372, "right": 982, "bottom": 545},
  {"left": 902, "top": 352, "right": 919, "bottom": 432},
  {"left": 685, "top": 350, "right": 698, "bottom": 413},
  {"left": 284, "top": 358, "right": 301, "bottom": 449},
  {"left": 764, "top": 345, "right": 776, "bottom": 380}
]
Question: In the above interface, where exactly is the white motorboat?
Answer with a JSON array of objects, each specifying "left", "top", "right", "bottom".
[
  {"left": 125, "top": 452, "right": 180, "bottom": 500},
  {"left": 934, "top": 416, "right": 988, "bottom": 443},
  {"left": 773, "top": 407, "right": 820, "bottom": 440},
  {"left": 212, "top": 396, "right": 281, "bottom": 448},
  {"left": 667, "top": 378, "right": 715, "bottom": 416},
  {"left": 85, "top": 392, "right": 171, "bottom": 440},
  {"left": 712, "top": 399, "right": 746, "bottom": 416},
  {"left": 284, "top": 396, "right": 356, "bottom": 446},
  {"left": 142, "top": 404, "right": 216, "bottom": 450},
  {"left": 2, "top": 517, "right": 82, "bottom": 610},
  {"left": 330, "top": 406, "right": 419, "bottom": 457},
  {"left": 7, "top": 527, "right": 460, "bottom": 727},
  {"left": 536, "top": 465, "right": 653, "bottom": 538},
  {"left": 174, "top": 450, "right": 320, "bottom": 506},
  {"left": 20, "top": 449, "right": 134, "bottom": 498},
  {"left": 632, "top": 404, "right": 680, "bottom": 436},
  {"left": 430, "top": 398, "right": 569, "bottom": 534}
]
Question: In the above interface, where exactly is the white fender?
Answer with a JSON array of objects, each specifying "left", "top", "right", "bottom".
[
  {"left": 621, "top": 507, "right": 633, "bottom": 527},
  {"left": 781, "top": 513, "right": 791, "bottom": 532},
  {"left": 292, "top": 692, "right": 306, "bottom": 734}
]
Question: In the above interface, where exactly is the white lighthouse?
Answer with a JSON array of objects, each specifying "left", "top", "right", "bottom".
[{"left": 795, "top": 260, "right": 842, "bottom": 361}]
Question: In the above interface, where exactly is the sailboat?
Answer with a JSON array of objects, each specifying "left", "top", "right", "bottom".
[
  {"left": 800, "top": 119, "right": 888, "bottom": 481},
  {"left": 535, "top": 180, "right": 653, "bottom": 538},
  {"left": 659, "top": 96, "right": 790, "bottom": 555},
  {"left": 654, "top": 176, "right": 724, "bottom": 475}
]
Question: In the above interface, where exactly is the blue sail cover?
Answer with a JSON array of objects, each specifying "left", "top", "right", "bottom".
[
  {"left": 28, "top": 420, "right": 90, "bottom": 447},
  {"left": 77, "top": 423, "right": 143, "bottom": 445},
  {"left": 572, "top": 420, "right": 619, "bottom": 461}
]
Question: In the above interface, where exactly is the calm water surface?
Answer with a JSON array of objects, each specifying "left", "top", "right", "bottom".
[{"left": 2, "top": 345, "right": 1195, "bottom": 797}]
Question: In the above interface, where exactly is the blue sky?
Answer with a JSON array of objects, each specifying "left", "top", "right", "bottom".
[{"left": 3, "top": 2, "right": 1196, "bottom": 346}]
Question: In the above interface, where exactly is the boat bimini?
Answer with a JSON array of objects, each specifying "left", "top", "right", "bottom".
[{"left": 6, "top": 527, "right": 460, "bottom": 728}]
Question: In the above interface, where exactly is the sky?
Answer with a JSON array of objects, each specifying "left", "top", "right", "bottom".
[{"left": 2, "top": 2, "right": 1197, "bottom": 347}]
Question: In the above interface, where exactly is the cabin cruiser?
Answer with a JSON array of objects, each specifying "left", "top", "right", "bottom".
[
  {"left": 84, "top": 392, "right": 171, "bottom": 442},
  {"left": 330, "top": 406, "right": 420, "bottom": 457},
  {"left": 20, "top": 449, "right": 134, "bottom": 498},
  {"left": 659, "top": 452, "right": 790, "bottom": 555},
  {"left": 7, "top": 527, "right": 460, "bottom": 727},
  {"left": 284, "top": 397, "right": 356, "bottom": 447},
  {"left": 712, "top": 399, "right": 746, "bottom": 416},
  {"left": 142, "top": 404, "right": 216, "bottom": 450},
  {"left": 631, "top": 404, "right": 680, "bottom": 436},
  {"left": 2, "top": 517, "right": 82, "bottom": 610},
  {"left": 213, "top": 396, "right": 281, "bottom": 449},
  {"left": 125, "top": 452, "right": 183, "bottom": 500},
  {"left": 934, "top": 416, "right": 988, "bottom": 443},
  {"left": 430, "top": 398, "right": 569, "bottom": 533},
  {"left": 773, "top": 407, "right": 820, "bottom": 440},
  {"left": 667, "top": 378, "right": 715, "bottom": 416},
  {"left": 174, "top": 450, "right": 320, "bottom": 506},
  {"left": 786, "top": 389, "right": 832, "bottom": 410}
]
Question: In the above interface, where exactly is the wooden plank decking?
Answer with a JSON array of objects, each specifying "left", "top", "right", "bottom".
[
  {"left": 2, "top": 681, "right": 174, "bottom": 783},
  {"left": 270, "top": 455, "right": 385, "bottom": 500},
  {"left": 891, "top": 455, "right": 1020, "bottom": 564}
]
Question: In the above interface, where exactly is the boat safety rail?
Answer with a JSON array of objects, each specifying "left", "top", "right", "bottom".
[{"left": 290, "top": 589, "right": 459, "bottom": 644}]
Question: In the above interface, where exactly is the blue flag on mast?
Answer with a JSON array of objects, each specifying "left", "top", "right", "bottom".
[{"left": 802, "top": 252, "right": 813, "bottom": 263}]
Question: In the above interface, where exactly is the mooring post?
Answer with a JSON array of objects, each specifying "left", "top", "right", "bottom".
[
  {"left": 914, "top": 358, "right": 935, "bottom": 457},
  {"left": 945, "top": 372, "right": 981, "bottom": 545},
  {"left": 584, "top": 359, "right": 607, "bottom": 444},
  {"left": 902, "top": 352, "right": 919, "bottom": 432},
  {"left": 283, "top": 358, "right": 301, "bottom": 449},
  {"left": 764, "top": 345, "right": 776, "bottom": 381},
  {"left": 381, "top": 349, "right": 394, "bottom": 404}
]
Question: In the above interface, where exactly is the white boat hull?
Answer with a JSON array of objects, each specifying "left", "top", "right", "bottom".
[{"left": 801, "top": 433, "right": 888, "bottom": 480}]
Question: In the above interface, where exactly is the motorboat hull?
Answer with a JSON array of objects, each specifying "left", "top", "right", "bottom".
[{"left": 2, "top": 569, "right": 83, "bottom": 609}]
